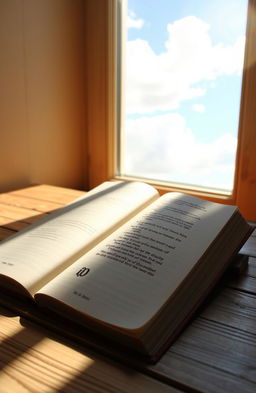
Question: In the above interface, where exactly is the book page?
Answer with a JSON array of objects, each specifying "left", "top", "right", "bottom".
[
  {"left": 37, "top": 193, "right": 237, "bottom": 329},
  {"left": 0, "top": 181, "right": 158, "bottom": 294}
]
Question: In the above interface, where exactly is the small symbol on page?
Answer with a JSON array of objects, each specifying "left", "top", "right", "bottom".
[{"left": 76, "top": 267, "right": 90, "bottom": 277}]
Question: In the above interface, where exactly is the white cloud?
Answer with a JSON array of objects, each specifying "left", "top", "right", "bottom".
[
  {"left": 192, "top": 104, "right": 205, "bottom": 113},
  {"left": 126, "top": 16, "right": 245, "bottom": 115},
  {"left": 123, "top": 113, "right": 237, "bottom": 190},
  {"left": 127, "top": 10, "right": 144, "bottom": 29}
]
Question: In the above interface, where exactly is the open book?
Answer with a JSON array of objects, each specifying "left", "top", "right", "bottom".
[{"left": 0, "top": 181, "right": 252, "bottom": 362}]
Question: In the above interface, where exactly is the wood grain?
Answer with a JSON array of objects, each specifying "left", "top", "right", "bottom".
[
  {"left": 9, "top": 184, "right": 85, "bottom": 204},
  {"left": 0, "top": 313, "right": 179, "bottom": 393},
  {"left": 0, "top": 193, "right": 62, "bottom": 212},
  {"left": 149, "top": 288, "right": 256, "bottom": 393}
]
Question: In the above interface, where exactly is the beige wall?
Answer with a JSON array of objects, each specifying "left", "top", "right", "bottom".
[{"left": 0, "top": 0, "right": 87, "bottom": 192}]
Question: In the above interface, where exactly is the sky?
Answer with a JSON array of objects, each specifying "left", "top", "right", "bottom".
[{"left": 122, "top": 0, "right": 248, "bottom": 192}]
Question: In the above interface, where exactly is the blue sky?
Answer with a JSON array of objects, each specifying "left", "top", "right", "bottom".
[
  {"left": 123, "top": 0, "right": 248, "bottom": 191},
  {"left": 127, "top": 0, "right": 247, "bottom": 49}
]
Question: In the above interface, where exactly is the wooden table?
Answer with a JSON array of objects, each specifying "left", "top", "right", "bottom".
[{"left": 0, "top": 185, "right": 256, "bottom": 393}]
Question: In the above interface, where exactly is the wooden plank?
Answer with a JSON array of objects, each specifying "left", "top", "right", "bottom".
[
  {"left": 10, "top": 185, "right": 85, "bottom": 204},
  {"left": 0, "top": 185, "right": 84, "bottom": 231},
  {"left": 247, "top": 256, "right": 256, "bottom": 277},
  {"left": 0, "top": 311, "right": 181, "bottom": 393},
  {"left": 0, "top": 217, "right": 28, "bottom": 232},
  {"left": 0, "top": 193, "right": 62, "bottom": 213},
  {"left": 227, "top": 275, "right": 256, "bottom": 296},
  {"left": 150, "top": 347, "right": 256, "bottom": 393},
  {"left": 149, "top": 317, "right": 256, "bottom": 393},
  {"left": 0, "top": 203, "right": 48, "bottom": 224},
  {"left": 226, "top": 257, "right": 256, "bottom": 295},
  {"left": 200, "top": 288, "right": 256, "bottom": 333},
  {"left": 147, "top": 286, "right": 256, "bottom": 393}
]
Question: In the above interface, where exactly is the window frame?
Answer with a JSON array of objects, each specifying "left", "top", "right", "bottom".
[{"left": 86, "top": 0, "right": 256, "bottom": 221}]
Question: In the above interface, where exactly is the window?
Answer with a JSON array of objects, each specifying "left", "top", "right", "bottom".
[
  {"left": 121, "top": 0, "right": 247, "bottom": 196},
  {"left": 86, "top": 0, "right": 256, "bottom": 221}
]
